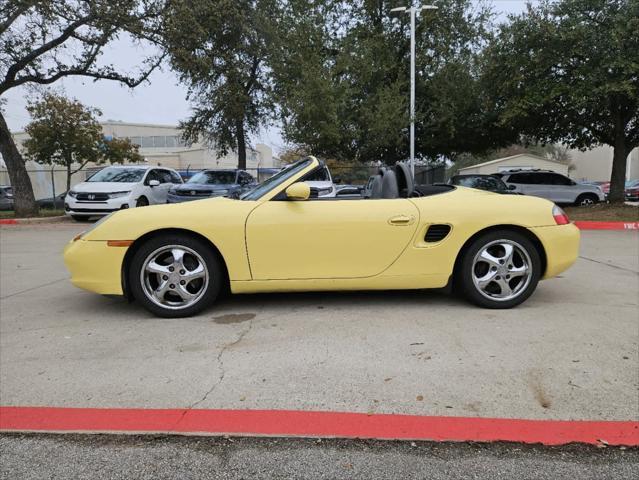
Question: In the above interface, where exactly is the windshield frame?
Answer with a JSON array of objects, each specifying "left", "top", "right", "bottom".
[{"left": 241, "top": 158, "right": 316, "bottom": 201}]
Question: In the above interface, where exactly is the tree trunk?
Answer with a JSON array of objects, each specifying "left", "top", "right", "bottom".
[
  {"left": 608, "top": 122, "right": 628, "bottom": 204},
  {"left": 66, "top": 161, "right": 72, "bottom": 193},
  {"left": 0, "top": 111, "right": 39, "bottom": 217},
  {"left": 236, "top": 120, "right": 246, "bottom": 170}
]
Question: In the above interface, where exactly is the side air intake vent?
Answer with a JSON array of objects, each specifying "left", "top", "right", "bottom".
[{"left": 425, "top": 224, "right": 451, "bottom": 242}]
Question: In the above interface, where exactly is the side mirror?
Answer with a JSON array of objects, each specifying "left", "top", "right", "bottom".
[
  {"left": 149, "top": 179, "right": 160, "bottom": 187},
  {"left": 285, "top": 182, "right": 310, "bottom": 201},
  {"left": 508, "top": 184, "right": 517, "bottom": 190}
]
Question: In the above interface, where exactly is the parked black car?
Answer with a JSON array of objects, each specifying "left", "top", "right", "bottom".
[
  {"left": 0, "top": 185, "right": 13, "bottom": 210},
  {"left": 37, "top": 192, "right": 67, "bottom": 209},
  {"left": 167, "top": 169, "right": 256, "bottom": 203},
  {"left": 448, "top": 174, "right": 518, "bottom": 194}
]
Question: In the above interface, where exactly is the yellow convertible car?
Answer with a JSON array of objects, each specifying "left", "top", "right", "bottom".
[{"left": 64, "top": 157, "right": 579, "bottom": 317}]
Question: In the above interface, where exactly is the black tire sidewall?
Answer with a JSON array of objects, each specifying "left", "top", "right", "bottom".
[
  {"left": 459, "top": 230, "right": 542, "bottom": 309},
  {"left": 136, "top": 196, "right": 149, "bottom": 207},
  {"left": 129, "top": 234, "right": 222, "bottom": 318},
  {"left": 576, "top": 194, "right": 598, "bottom": 206}
]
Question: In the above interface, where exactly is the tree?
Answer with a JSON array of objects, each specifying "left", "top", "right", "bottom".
[
  {"left": 0, "top": 0, "right": 166, "bottom": 216},
  {"left": 163, "top": 0, "right": 276, "bottom": 170},
  {"left": 482, "top": 0, "right": 639, "bottom": 203},
  {"left": 23, "top": 93, "right": 142, "bottom": 191},
  {"left": 272, "top": 0, "right": 505, "bottom": 164}
]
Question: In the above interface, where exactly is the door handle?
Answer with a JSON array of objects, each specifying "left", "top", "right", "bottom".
[{"left": 388, "top": 215, "right": 414, "bottom": 226}]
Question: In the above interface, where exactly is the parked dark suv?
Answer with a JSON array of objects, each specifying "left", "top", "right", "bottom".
[
  {"left": 494, "top": 169, "right": 605, "bottom": 206},
  {"left": 167, "top": 169, "right": 256, "bottom": 203}
]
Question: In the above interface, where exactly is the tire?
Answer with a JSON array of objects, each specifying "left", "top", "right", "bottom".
[
  {"left": 136, "top": 196, "right": 149, "bottom": 207},
  {"left": 575, "top": 193, "right": 598, "bottom": 206},
  {"left": 71, "top": 215, "right": 93, "bottom": 222},
  {"left": 457, "top": 230, "right": 542, "bottom": 309},
  {"left": 129, "top": 234, "right": 222, "bottom": 318}
]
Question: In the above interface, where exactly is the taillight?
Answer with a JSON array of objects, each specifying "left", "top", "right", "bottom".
[{"left": 552, "top": 205, "right": 570, "bottom": 225}]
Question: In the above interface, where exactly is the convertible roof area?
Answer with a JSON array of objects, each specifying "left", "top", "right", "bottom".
[{"left": 367, "top": 162, "right": 454, "bottom": 199}]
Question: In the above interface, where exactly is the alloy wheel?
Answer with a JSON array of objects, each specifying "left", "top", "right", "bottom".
[
  {"left": 471, "top": 240, "right": 532, "bottom": 302},
  {"left": 140, "top": 245, "right": 209, "bottom": 310}
]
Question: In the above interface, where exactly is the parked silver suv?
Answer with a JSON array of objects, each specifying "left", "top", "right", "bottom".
[{"left": 494, "top": 169, "right": 605, "bottom": 206}]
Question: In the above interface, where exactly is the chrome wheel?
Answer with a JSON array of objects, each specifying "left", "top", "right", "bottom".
[
  {"left": 140, "top": 245, "right": 209, "bottom": 310},
  {"left": 579, "top": 197, "right": 595, "bottom": 206},
  {"left": 471, "top": 240, "right": 532, "bottom": 302}
]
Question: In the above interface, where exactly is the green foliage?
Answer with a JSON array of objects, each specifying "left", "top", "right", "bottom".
[
  {"left": 163, "top": 0, "right": 277, "bottom": 169},
  {"left": 0, "top": 0, "right": 166, "bottom": 216},
  {"left": 482, "top": 0, "right": 639, "bottom": 201},
  {"left": 272, "top": 0, "right": 505, "bottom": 164},
  {"left": 23, "top": 93, "right": 142, "bottom": 189}
]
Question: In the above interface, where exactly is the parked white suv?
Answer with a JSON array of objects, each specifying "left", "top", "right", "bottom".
[
  {"left": 303, "top": 165, "right": 337, "bottom": 198},
  {"left": 65, "top": 165, "right": 183, "bottom": 221},
  {"left": 495, "top": 169, "right": 605, "bottom": 206}
]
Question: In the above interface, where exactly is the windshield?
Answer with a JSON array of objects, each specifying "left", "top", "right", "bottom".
[
  {"left": 188, "top": 171, "right": 236, "bottom": 185},
  {"left": 241, "top": 159, "right": 313, "bottom": 201},
  {"left": 305, "top": 166, "right": 330, "bottom": 182},
  {"left": 87, "top": 167, "right": 146, "bottom": 183},
  {"left": 455, "top": 176, "right": 506, "bottom": 191}
]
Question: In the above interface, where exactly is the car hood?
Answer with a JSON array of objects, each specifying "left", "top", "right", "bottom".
[
  {"left": 306, "top": 181, "right": 333, "bottom": 188},
  {"left": 72, "top": 182, "right": 138, "bottom": 193},
  {"left": 82, "top": 197, "right": 255, "bottom": 242}
]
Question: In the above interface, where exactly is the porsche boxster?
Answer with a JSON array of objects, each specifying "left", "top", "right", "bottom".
[{"left": 64, "top": 156, "right": 580, "bottom": 317}]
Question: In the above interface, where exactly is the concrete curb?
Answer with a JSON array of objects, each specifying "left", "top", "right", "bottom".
[
  {"left": 1, "top": 407, "right": 637, "bottom": 446},
  {"left": 574, "top": 221, "right": 639, "bottom": 230},
  {"left": 0, "top": 216, "right": 70, "bottom": 225}
]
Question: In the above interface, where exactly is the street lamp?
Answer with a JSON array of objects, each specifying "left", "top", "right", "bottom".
[{"left": 391, "top": 4, "right": 438, "bottom": 179}]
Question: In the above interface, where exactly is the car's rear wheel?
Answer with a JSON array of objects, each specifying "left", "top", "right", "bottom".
[
  {"left": 575, "top": 193, "right": 598, "bottom": 206},
  {"left": 136, "top": 196, "right": 149, "bottom": 207},
  {"left": 129, "top": 234, "right": 222, "bottom": 317},
  {"left": 458, "top": 230, "right": 541, "bottom": 309}
]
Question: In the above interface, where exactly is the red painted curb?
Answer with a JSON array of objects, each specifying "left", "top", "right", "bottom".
[
  {"left": 1, "top": 407, "right": 637, "bottom": 446},
  {"left": 0, "top": 219, "right": 18, "bottom": 225},
  {"left": 574, "top": 221, "right": 639, "bottom": 230}
]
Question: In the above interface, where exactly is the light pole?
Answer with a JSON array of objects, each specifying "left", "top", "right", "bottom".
[{"left": 391, "top": 4, "right": 438, "bottom": 179}]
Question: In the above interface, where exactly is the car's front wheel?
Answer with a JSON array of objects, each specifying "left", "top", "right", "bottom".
[
  {"left": 458, "top": 231, "right": 541, "bottom": 309},
  {"left": 575, "top": 193, "right": 598, "bottom": 206},
  {"left": 129, "top": 234, "right": 222, "bottom": 317}
]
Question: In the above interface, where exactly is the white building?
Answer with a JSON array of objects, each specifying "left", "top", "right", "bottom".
[
  {"left": 2, "top": 121, "right": 279, "bottom": 199},
  {"left": 457, "top": 147, "right": 639, "bottom": 182},
  {"left": 457, "top": 154, "right": 570, "bottom": 176}
]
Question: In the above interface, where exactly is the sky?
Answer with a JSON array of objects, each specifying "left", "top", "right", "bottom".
[{"left": 3, "top": 1, "right": 538, "bottom": 155}]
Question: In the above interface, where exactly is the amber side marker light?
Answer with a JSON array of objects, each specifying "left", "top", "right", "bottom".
[
  {"left": 73, "top": 232, "right": 85, "bottom": 242},
  {"left": 552, "top": 205, "right": 570, "bottom": 225},
  {"left": 107, "top": 240, "right": 134, "bottom": 247}
]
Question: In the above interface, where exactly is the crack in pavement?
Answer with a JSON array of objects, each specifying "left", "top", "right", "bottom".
[
  {"left": 186, "top": 315, "right": 257, "bottom": 411},
  {"left": 0, "top": 277, "right": 69, "bottom": 300},
  {"left": 578, "top": 255, "right": 639, "bottom": 274}
]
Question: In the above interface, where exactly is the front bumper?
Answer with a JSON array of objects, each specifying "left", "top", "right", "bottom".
[
  {"left": 64, "top": 239, "right": 127, "bottom": 295},
  {"left": 529, "top": 223, "right": 580, "bottom": 279},
  {"left": 65, "top": 196, "right": 132, "bottom": 217}
]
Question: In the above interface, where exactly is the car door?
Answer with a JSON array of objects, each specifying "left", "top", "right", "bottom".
[
  {"left": 245, "top": 197, "right": 420, "bottom": 280},
  {"left": 143, "top": 169, "right": 165, "bottom": 204},
  {"left": 156, "top": 169, "right": 177, "bottom": 202},
  {"left": 546, "top": 173, "right": 576, "bottom": 203}
]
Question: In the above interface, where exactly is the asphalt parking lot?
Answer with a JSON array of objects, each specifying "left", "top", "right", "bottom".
[
  {"left": 1, "top": 434, "right": 637, "bottom": 480},
  {"left": 1, "top": 223, "right": 637, "bottom": 422}
]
